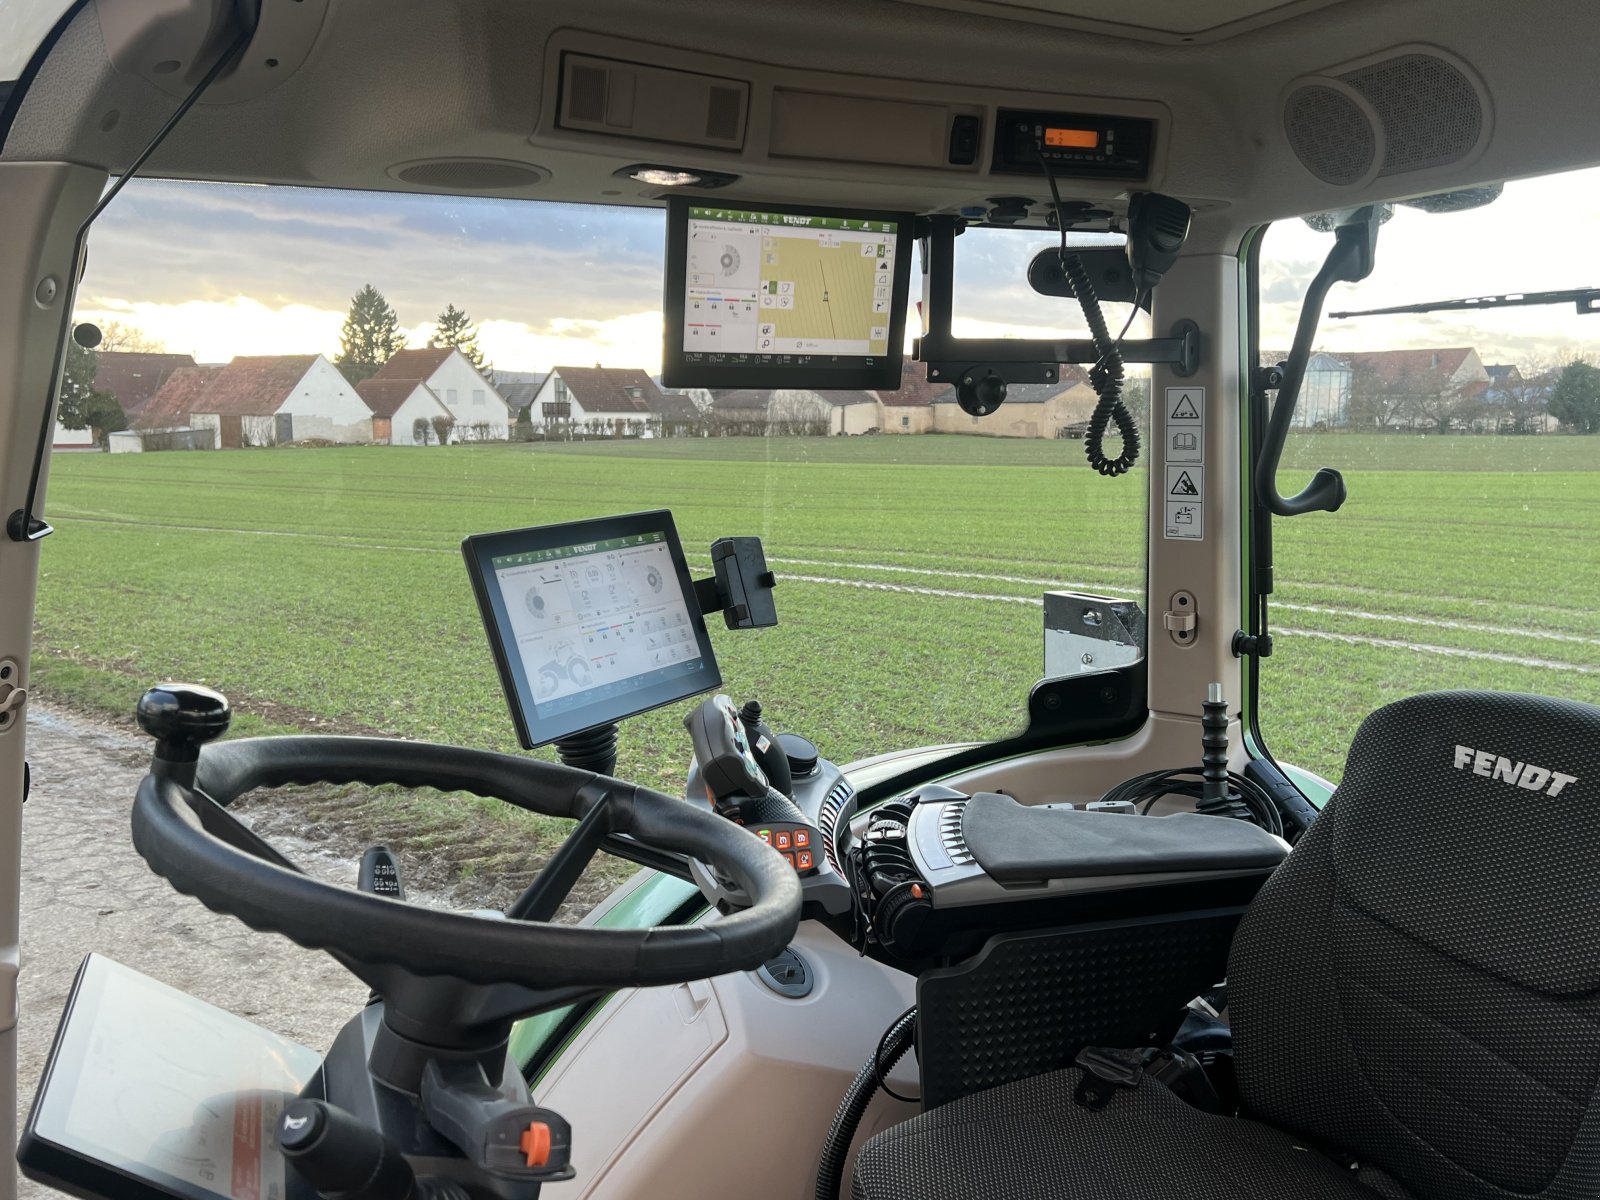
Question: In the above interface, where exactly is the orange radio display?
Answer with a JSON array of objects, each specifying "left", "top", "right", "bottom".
[{"left": 1044, "top": 127, "right": 1099, "bottom": 149}]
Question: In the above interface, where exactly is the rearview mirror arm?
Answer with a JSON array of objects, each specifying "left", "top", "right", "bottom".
[{"left": 1255, "top": 205, "right": 1380, "bottom": 518}]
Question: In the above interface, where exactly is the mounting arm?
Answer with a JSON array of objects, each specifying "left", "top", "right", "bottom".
[{"left": 1256, "top": 206, "right": 1380, "bottom": 517}]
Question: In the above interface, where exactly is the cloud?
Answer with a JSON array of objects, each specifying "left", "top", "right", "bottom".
[{"left": 71, "top": 166, "right": 1600, "bottom": 373}]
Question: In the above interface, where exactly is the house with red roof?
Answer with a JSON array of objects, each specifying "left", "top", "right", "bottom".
[
  {"left": 141, "top": 355, "right": 371, "bottom": 446},
  {"left": 369, "top": 347, "right": 511, "bottom": 439},
  {"left": 354, "top": 378, "right": 454, "bottom": 445},
  {"left": 530, "top": 366, "right": 698, "bottom": 437}
]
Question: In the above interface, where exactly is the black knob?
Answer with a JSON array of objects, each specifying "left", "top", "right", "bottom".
[
  {"left": 136, "top": 683, "right": 231, "bottom": 762},
  {"left": 277, "top": 1099, "right": 415, "bottom": 1200}
]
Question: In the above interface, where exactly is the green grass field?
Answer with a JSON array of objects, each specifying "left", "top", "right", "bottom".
[{"left": 33, "top": 433, "right": 1600, "bottom": 805}]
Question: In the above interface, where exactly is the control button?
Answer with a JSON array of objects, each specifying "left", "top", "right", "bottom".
[
  {"left": 757, "top": 829, "right": 772, "bottom": 844},
  {"left": 796, "top": 849, "right": 814, "bottom": 871},
  {"left": 793, "top": 829, "right": 810, "bottom": 849},
  {"left": 520, "top": 1122, "right": 552, "bottom": 1168},
  {"left": 783, "top": 852, "right": 796, "bottom": 868},
  {"left": 911, "top": 883, "right": 925, "bottom": 899},
  {"left": 773, "top": 831, "right": 792, "bottom": 851}
]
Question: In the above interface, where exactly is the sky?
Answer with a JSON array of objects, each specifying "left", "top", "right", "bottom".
[{"left": 70, "top": 166, "right": 1600, "bottom": 375}]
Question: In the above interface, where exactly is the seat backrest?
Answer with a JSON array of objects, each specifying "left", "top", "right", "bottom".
[{"left": 1230, "top": 691, "right": 1600, "bottom": 1200}]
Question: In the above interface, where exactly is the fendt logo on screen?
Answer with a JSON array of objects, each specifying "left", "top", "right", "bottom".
[{"left": 1453, "top": 745, "right": 1580, "bottom": 796}]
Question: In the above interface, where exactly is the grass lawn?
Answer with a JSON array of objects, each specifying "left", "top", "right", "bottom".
[{"left": 30, "top": 432, "right": 1599, "bottom": 883}]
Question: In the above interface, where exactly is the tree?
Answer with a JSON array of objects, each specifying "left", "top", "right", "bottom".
[
  {"left": 1548, "top": 359, "right": 1600, "bottom": 433},
  {"left": 97, "top": 320, "right": 165, "bottom": 353},
  {"left": 1498, "top": 358, "right": 1550, "bottom": 434},
  {"left": 430, "top": 414, "right": 456, "bottom": 446},
  {"left": 1345, "top": 359, "right": 1413, "bottom": 430},
  {"left": 429, "top": 304, "right": 492, "bottom": 384},
  {"left": 335, "top": 285, "right": 404, "bottom": 385},
  {"left": 57, "top": 338, "right": 127, "bottom": 444},
  {"left": 412, "top": 417, "right": 433, "bottom": 446}
]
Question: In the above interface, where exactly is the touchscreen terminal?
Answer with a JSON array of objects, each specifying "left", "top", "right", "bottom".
[
  {"left": 20, "top": 954, "right": 323, "bottom": 1200},
  {"left": 661, "top": 198, "right": 914, "bottom": 390},
  {"left": 462, "top": 511, "right": 722, "bottom": 748}
]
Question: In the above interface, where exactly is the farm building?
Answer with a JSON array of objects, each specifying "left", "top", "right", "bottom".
[
  {"left": 930, "top": 367, "right": 1097, "bottom": 438},
  {"left": 370, "top": 347, "right": 512, "bottom": 438},
  {"left": 90, "top": 351, "right": 200, "bottom": 422},
  {"left": 55, "top": 349, "right": 201, "bottom": 449},
  {"left": 529, "top": 366, "right": 698, "bottom": 436},
  {"left": 355, "top": 378, "right": 454, "bottom": 445},
  {"left": 140, "top": 355, "right": 372, "bottom": 446}
]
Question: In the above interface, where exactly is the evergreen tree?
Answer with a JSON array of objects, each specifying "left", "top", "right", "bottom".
[
  {"left": 335, "top": 285, "right": 404, "bottom": 384},
  {"left": 430, "top": 303, "right": 493, "bottom": 383},
  {"left": 1548, "top": 359, "right": 1600, "bottom": 433},
  {"left": 58, "top": 337, "right": 127, "bottom": 443}
]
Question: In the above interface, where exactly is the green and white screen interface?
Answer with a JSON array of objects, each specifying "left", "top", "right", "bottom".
[
  {"left": 490, "top": 533, "right": 704, "bottom": 718},
  {"left": 682, "top": 207, "right": 898, "bottom": 361}
]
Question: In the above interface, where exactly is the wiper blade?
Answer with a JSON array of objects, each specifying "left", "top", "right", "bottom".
[{"left": 1331, "top": 287, "right": 1600, "bottom": 319}]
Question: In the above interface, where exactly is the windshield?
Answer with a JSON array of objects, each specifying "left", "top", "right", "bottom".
[
  {"left": 41, "top": 181, "right": 1147, "bottom": 903},
  {"left": 1253, "top": 169, "right": 1600, "bottom": 786}
]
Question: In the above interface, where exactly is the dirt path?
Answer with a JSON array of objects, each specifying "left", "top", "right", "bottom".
[{"left": 12, "top": 708, "right": 377, "bottom": 1198}]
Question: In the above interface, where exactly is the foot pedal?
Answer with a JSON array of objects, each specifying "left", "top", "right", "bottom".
[{"left": 358, "top": 845, "right": 404, "bottom": 899}]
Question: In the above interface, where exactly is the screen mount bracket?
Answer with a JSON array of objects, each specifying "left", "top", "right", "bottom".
[{"left": 914, "top": 216, "right": 1200, "bottom": 387}]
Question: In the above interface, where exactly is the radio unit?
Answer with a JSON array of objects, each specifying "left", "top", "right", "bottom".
[{"left": 991, "top": 108, "right": 1155, "bottom": 180}]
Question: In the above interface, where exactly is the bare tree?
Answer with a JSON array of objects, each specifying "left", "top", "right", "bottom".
[
  {"left": 1500, "top": 357, "right": 1552, "bottom": 434},
  {"left": 412, "top": 417, "right": 433, "bottom": 446},
  {"left": 430, "top": 415, "right": 455, "bottom": 445},
  {"left": 768, "top": 391, "right": 830, "bottom": 436},
  {"left": 97, "top": 321, "right": 167, "bottom": 353}
]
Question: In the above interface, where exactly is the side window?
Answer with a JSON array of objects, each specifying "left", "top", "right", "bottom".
[
  {"left": 473, "top": 389, "right": 485, "bottom": 406},
  {"left": 1254, "top": 171, "right": 1600, "bottom": 786}
]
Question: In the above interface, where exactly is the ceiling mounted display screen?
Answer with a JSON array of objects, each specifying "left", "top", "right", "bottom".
[{"left": 661, "top": 198, "right": 913, "bottom": 390}]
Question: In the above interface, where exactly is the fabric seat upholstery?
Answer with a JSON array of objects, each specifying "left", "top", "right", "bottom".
[{"left": 853, "top": 691, "right": 1600, "bottom": 1200}]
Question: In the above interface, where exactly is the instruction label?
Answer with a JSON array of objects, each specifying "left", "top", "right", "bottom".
[{"left": 1163, "top": 386, "right": 1205, "bottom": 540}]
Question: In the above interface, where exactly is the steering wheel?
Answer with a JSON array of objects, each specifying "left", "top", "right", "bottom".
[{"left": 131, "top": 684, "right": 802, "bottom": 1016}]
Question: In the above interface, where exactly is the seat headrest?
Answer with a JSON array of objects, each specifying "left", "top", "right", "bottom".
[{"left": 1330, "top": 690, "right": 1600, "bottom": 994}]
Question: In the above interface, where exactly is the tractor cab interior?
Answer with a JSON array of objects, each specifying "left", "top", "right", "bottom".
[{"left": 1, "top": 3, "right": 1599, "bottom": 1200}]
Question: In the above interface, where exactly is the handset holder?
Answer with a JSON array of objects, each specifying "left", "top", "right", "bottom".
[
  {"left": 1256, "top": 205, "right": 1381, "bottom": 517},
  {"left": 694, "top": 537, "right": 778, "bottom": 629}
]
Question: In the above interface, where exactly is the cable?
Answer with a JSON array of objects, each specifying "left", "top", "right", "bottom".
[
  {"left": 874, "top": 1005, "right": 920, "bottom": 1103},
  {"left": 815, "top": 1007, "right": 918, "bottom": 1200},
  {"left": 1100, "top": 767, "right": 1286, "bottom": 839},
  {"left": 1041, "top": 160, "right": 1140, "bottom": 477}
]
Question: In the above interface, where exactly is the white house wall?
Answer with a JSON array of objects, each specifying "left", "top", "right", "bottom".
[
  {"left": 425, "top": 354, "right": 511, "bottom": 435},
  {"left": 390, "top": 387, "right": 451, "bottom": 445},
  {"left": 274, "top": 357, "right": 373, "bottom": 443}
]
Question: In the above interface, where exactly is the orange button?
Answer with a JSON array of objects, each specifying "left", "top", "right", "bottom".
[
  {"left": 783, "top": 852, "right": 795, "bottom": 867},
  {"left": 520, "top": 1122, "right": 551, "bottom": 1168},
  {"left": 757, "top": 830, "right": 772, "bottom": 844},
  {"left": 793, "top": 829, "right": 811, "bottom": 849},
  {"left": 774, "top": 831, "right": 792, "bottom": 850},
  {"left": 796, "top": 849, "right": 814, "bottom": 870}
]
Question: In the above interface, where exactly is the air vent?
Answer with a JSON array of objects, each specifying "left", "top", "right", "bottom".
[
  {"left": 566, "top": 63, "right": 608, "bottom": 124},
  {"left": 558, "top": 53, "right": 748, "bottom": 151},
  {"left": 940, "top": 800, "right": 975, "bottom": 866},
  {"left": 706, "top": 85, "right": 744, "bottom": 144},
  {"left": 390, "top": 159, "right": 548, "bottom": 191},
  {"left": 818, "top": 779, "right": 854, "bottom": 874},
  {"left": 1283, "top": 80, "right": 1378, "bottom": 186},
  {"left": 1339, "top": 53, "right": 1484, "bottom": 176}
]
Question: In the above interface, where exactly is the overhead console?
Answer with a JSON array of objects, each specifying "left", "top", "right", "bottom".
[{"left": 533, "top": 30, "right": 1170, "bottom": 212}]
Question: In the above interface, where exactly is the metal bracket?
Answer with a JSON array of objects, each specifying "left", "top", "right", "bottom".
[
  {"left": 0, "top": 659, "right": 24, "bottom": 732},
  {"left": 1164, "top": 592, "right": 1197, "bottom": 647}
]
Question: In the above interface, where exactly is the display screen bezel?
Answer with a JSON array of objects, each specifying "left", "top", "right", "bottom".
[
  {"left": 462, "top": 510, "right": 722, "bottom": 749},
  {"left": 660, "top": 196, "right": 916, "bottom": 390}
]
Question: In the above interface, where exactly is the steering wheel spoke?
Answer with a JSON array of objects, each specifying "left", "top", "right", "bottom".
[
  {"left": 181, "top": 785, "right": 302, "bottom": 873},
  {"left": 507, "top": 782, "right": 620, "bottom": 922}
]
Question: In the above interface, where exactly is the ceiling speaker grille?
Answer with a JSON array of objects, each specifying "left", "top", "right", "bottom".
[
  {"left": 1340, "top": 53, "right": 1483, "bottom": 176},
  {"left": 705, "top": 85, "right": 744, "bottom": 143},
  {"left": 1284, "top": 84, "right": 1377, "bottom": 186},
  {"left": 393, "top": 160, "right": 548, "bottom": 191}
]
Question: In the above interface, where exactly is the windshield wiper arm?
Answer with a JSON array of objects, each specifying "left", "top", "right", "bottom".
[{"left": 1331, "top": 286, "right": 1600, "bottom": 319}]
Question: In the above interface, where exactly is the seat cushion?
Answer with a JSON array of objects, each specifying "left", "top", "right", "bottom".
[{"left": 852, "top": 1066, "right": 1410, "bottom": 1200}]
